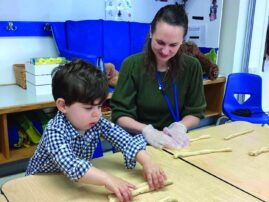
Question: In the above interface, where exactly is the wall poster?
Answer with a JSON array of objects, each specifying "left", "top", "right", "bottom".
[{"left": 105, "top": 0, "right": 132, "bottom": 21}]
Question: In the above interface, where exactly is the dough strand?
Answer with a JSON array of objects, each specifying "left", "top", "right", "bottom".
[
  {"left": 173, "top": 148, "right": 232, "bottom": 158},
  {"left": 248, "top": 147, "right": 269, "bottom": 156},
  {"left": 190, "top": 134, "right": 211, "bottom": 142},
  {"left": 224, "top": 129, "right": 254, "bottom": 140},
  {"left": 108, "top": 180, "right": 173, "bottom": 202}
]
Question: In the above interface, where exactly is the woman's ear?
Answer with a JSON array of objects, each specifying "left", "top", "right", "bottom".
[{"left": 55, "top": 98, "right": 67, "bottom": 113}]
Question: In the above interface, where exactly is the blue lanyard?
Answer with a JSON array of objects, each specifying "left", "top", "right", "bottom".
[{"left": 157, "top": 72, "right": 180, "bottom": 122}]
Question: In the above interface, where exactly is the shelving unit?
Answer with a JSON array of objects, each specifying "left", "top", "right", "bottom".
[
  {"left": 0, "top": 77, "right": 226, "bottom": 165},
  {"left": 0, "top": 85, "right": 54, "bottom": 164},
  {"left": 203, "top": 77, "right": 226, "bottom": 117}
]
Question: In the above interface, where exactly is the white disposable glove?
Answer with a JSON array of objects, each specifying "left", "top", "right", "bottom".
[
  {"left": 163, "top": 122, "right": 190, "bottom": 148},
  {"left": 142, "top": 125, "right": 180, "bottom": 149}
]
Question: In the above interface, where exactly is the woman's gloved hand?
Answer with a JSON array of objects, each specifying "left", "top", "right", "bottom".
[
  {"left": 142, "top": 125, "right": 180, "bottom": 149},
  {"left": 163, "top": 122, "right": 190, "bottom": 148}
]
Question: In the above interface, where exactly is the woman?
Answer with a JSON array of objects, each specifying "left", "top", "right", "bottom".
[{"left": 110, "top": 4, "right": 206, "bottom": 149}]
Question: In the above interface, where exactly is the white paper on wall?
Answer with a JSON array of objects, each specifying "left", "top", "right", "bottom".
[{"left": 185, "top": 24, "right": 206, "bottom": 47}]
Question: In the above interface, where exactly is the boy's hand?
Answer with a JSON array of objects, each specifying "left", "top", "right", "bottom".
[
  {"left": 142, "top": 159, "right": 167, "bottom": 190},
  {"left": 104, "top": 175, "right": 136, "bottom": 202}
]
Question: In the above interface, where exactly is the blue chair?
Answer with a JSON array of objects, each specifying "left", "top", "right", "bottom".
[{"left": 222, "top": 73, "right": 269, "bottom": 125}]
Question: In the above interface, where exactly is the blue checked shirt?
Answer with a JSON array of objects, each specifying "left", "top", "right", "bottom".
[{"left": 26, "top": 111, "right": 147, "bottom": 181}]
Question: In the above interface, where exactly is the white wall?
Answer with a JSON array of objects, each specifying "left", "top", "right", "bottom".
[
  {"left": 217, "top": 0, "right": 248, "bottom": 76},
  {"left": 184, "top": 0, "right": 223, "bottom": 48},
  {"left": 248, "top": 0, "right": 269, "bottom": 74},
  {"left": 0, "top": 0, "right": 175, "bottom": 85},
  {"left": 250, "top": 0, "right": 269, "bottom": 111},
  {"left": 218, "top": 0, "right": 269, "bottom": 111}
]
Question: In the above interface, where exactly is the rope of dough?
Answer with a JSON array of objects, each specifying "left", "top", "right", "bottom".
[
  {"left": 108, "top": 180, "right": 173, "bottom": 202},
  {"left": 173, "top": 148, "right": 232, "bottom": 158},
  {"left": 223, "top": 129, "right": 254, "bottom": 140},
  {"left": 157, "top": 196, "right": 179, "bottom": 202},
  {"left": 190, "top": 134, "right": 211, "bottom": 142},
  {"left": 248, "top": 147, "right": 269, "bottom": 156}
]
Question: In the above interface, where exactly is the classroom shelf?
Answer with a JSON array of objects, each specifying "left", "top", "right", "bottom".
[
  {"left": 203, "top": 77, "right": 226, "bottom": 117},
  {"left": 0, "top": 77, "right": 226, "bottom": 165}
]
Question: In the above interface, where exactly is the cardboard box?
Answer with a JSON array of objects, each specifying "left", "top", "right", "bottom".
[
  {"left": 26, "top": 82, "right": 52, "bottom": 95},
  {"left": 26, "top": 72, "right": 52, "bottom": 85}
]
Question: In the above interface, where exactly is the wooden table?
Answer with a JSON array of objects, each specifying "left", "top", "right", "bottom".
[
  {"left": 1, "top": 146, "right": 261, "bottom": 202},
  {"left": 166, "top": 121, "right": 269, "bottom": 201},
  {"left": 0, "top": 195, "right": 7, "bottom": 202}
]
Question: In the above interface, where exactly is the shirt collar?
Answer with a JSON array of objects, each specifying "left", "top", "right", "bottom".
[{"left": 57, "top": 111, "right": 81, "bottom": 138}]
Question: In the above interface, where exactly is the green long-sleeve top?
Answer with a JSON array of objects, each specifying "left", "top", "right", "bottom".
[{"left": 110, "top": 52, "right": 206, "bottom": 130}]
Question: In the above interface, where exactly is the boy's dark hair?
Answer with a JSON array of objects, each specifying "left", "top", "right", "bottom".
[
  {"left": 51, "top": 59, "right": 108, "bottom": 106},
  {"left": 144, "top": 4, "right": 188, "bottom": 80}
]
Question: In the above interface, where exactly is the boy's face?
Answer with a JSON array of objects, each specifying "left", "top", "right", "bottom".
[{"left": 64, "top": 100, "right": 102, "bottom": 132}]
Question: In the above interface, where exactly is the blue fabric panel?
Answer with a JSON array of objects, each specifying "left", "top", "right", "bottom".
[
  {"left": 0, "top": 21, "right": 52, "bottom": 36},
  {"left": 66, "top": 20, "right": 103, "bottom": 57},
  {"left": 129, "top": 22, "right": 150, "bottom": 55},
  {"left": 51, "top": 22, "right": 67, "bottom": 52},
  {"left": 60, "top": 49, "right": 98, "bottom": 65},
  {"left": 103, "top": 20, "right": 130, "bottom": 71}
]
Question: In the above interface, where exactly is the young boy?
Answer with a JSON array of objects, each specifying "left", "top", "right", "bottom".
[{"left": 26, "top": 59, "right": 167, "bottom": 202}]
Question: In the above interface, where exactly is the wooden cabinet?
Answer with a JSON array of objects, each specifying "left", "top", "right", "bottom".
[
  {"left": 0, "top": 77, "right": 226, "bottom": 165},
  {"left": 203, "top": 76, "right": 226, "bottom": 117}
]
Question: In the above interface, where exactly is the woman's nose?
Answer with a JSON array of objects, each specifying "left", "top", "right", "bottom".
[{"left": 161, "top": 46, "right": 169, "bottom": 55}]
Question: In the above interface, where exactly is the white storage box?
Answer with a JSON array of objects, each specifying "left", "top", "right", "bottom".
[
  {"left": 26, "top": 72, "right": 52, "bottom": 85},
  {"left": 26, "top": 82, "right": 52, "bottom": 95},
  {"left": 25, "top": 62, "right": 57, "bottom": 95},
  {"left": 26, "top": 63, "right": 59, "bottom": 75}
]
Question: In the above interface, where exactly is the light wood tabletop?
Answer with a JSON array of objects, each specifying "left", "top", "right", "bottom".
[
  {"left": 1, "top": 146, "right": 261, "bottom": 202},
  {"left": 0, "top": 194, "right": 7, "bottom": 202},
  {"left": 165, "top": 121, "right": 269, "bottom": 201}
]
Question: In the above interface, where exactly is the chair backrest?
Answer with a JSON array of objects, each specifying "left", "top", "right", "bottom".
[{"left": 223, "top": 73, "right": 263, "bottom": 117}]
